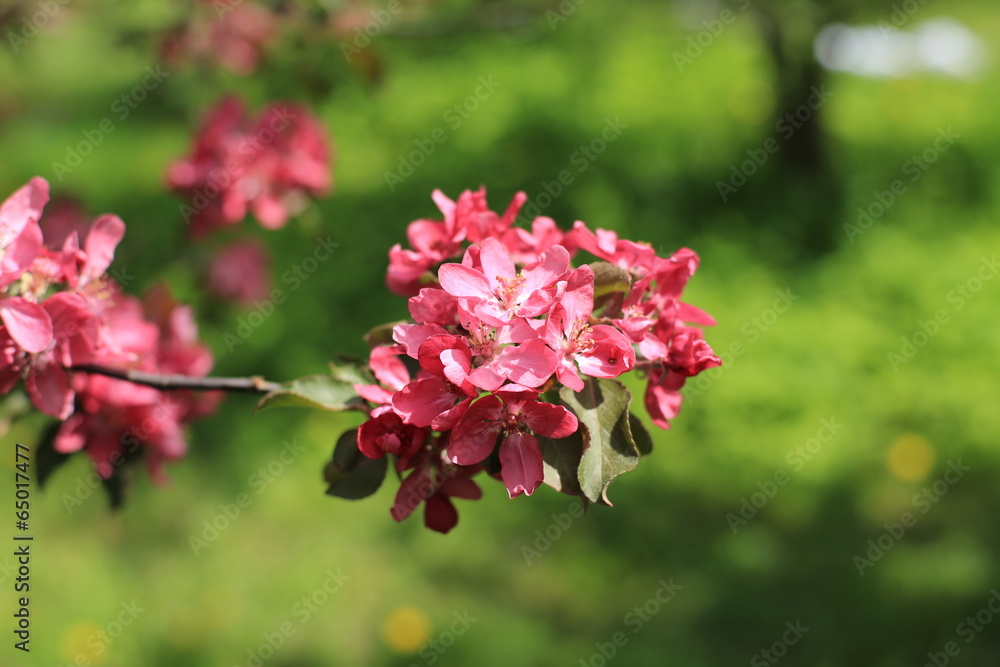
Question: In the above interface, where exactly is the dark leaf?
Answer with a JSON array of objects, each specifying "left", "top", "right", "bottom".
[{"left": 324, "top": 429, "right": 388, "bottom": 500}]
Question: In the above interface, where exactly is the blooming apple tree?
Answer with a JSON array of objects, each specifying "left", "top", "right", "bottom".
[{"left": 1, "top": 0, "right": 721, "bottom": 533}]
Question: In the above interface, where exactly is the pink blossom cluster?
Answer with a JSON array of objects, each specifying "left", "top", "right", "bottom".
[
  {"left": 0, "top": 177, "right": 217, "bottom": 481},
  {"left": 161, "top": 1, "right": 276, "bottom": 77},
  {"left": 357, "top": 188, "right": 721, "bottom": 532},
  {"left": 167, "top": 96, "right": 332, "bottom": 236}
]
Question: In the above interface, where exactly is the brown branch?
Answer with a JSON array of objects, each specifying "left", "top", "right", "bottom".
[{"left": 69, "top": 364, "right": 282, "bottom": 394}]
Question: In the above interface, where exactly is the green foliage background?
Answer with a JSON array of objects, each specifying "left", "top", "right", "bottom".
[{"left": 2, "top": 1, "right": 1000, "bottom": 665}]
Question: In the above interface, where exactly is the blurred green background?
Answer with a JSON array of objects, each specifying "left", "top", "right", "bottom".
[{"left": 2, "top": 0, "right": 1000, "bottom": 665}]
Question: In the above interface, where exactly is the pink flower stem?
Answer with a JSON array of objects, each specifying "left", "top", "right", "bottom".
[{"left": 69, "top": 364, "right": 282, "bottom": 394}]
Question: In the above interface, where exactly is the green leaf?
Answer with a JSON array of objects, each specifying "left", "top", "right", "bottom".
[
  {"left": 628, "top": 413, "right": 654, "bottom": 456},
  {"left": 590, "top": 261, "right": 632, "bottom": 319},
  {"left": 35, "top": 421, "right": 72, "bottom": 489},
  {"left": 538, "top": 430, "right": 588, "bottom": 501},
  {"left": 363, "top": 320, "right": 407, "bottom": 348},
  {"left": 559, "top": 378, "right": 641, "bottom": 506},
  {"left": 254, "top": 375, "right": 365, "bottom": 414},
  {"left": 324, "top": 429, "right": 388, "bottom": 500}
]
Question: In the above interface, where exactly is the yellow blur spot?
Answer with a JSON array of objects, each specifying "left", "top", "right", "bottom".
[
  {"left": 381, "top": 605, "right": 430, "bottom": 653},
  {"left": 61, "top": 621, "right": 105, "bottom": 665},
  {"left": 887, "top": 433, "right": 935, "bottom": 481}
]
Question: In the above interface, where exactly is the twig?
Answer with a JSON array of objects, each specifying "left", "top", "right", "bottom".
[{"left": 69, "top": 364, "right": 282, "bottom": 394}]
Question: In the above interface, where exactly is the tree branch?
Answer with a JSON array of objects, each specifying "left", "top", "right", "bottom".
[{"left": 69, "top": 364, "right": 283, "bottom": 394}]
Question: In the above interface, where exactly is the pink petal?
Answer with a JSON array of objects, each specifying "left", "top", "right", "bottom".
[
  {"left": 54, "top": 414, "right": 87, "bottom": 453},
  {"left": 495, "top": 339, "right": 558, "bottom": 388},
  {"left": 392, "top": 378, "right": 457, "bottom": 428},
  {"left": 81, "top": 214, "right": 125, "bottom": 282},
  {"left": 0, "top": 298, "right": 53, "bottom": 353},
  {"left": 499, "top": 432, "right": 544, "bottom": 498},
  {"left": 424, "top": 494, "right": 459, "bottom": 533},
  {"left": 438, "top": 263, "right": 493, "bottom": 300},
  {"left": 391, "top": 467, "right": 433, "bottom": 522},
  {"left": 0, "top": 221, "right": 43, "bottom": 287},
  {"left": 520, "top": 401, "right": 578, "bottom": 439},
  {"left": 26, "top": 362, "right": 73, "bottom": 419},
  {"left": 448, "top": 395, "right": 504, "bottom": 465},
  {"left": 0, "top": 177, "right": 49, "bottom": 248},
  {"left": 477, "top": 237, "right": 516, "bottom": 284}
]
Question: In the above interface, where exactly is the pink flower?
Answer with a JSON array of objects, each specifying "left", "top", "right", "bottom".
[
  {"left": 448, "top": 388, "right": 577, "bottom": 498},
  {"left": 357, "top": 405, "right": 429, "bottom": 460},
  {"left": 206, "top": 239, "right": 271, "bottom": 303},
  {"left": 567, "top": 221, "right": 658, "bottom": 276},
  {"left": 385, "top": 188, "right": 528, "bottom": 296},
  {"left": 390, "top": 444, "right": 482, "bottom": 534},
  {"left": 54, "top": 286, "right": 217, "bottom": 481},
  {"left": 167, "top": 96, "right": 332, "bottom": 235},
  {"left": 162, "top": 2, "right": 275, "bottom": 76},
  {"left": 438, "top": 238, "right": 569, "bottom": 326},
  {"left": 391, "top": 335, "right": 478, "bottom": 430}
]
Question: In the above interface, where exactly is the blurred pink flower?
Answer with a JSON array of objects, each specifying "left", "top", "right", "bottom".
[
  {"left": 206, "top": 239, "right": 271, "bottom": 303},
  {"left": 167, "top": 95, "right": 332, "bottom": 235}
]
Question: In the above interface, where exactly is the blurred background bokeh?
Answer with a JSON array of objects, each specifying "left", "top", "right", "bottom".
[{"left": 2, "top": 0, "right": 1000, "bottom": 665}]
